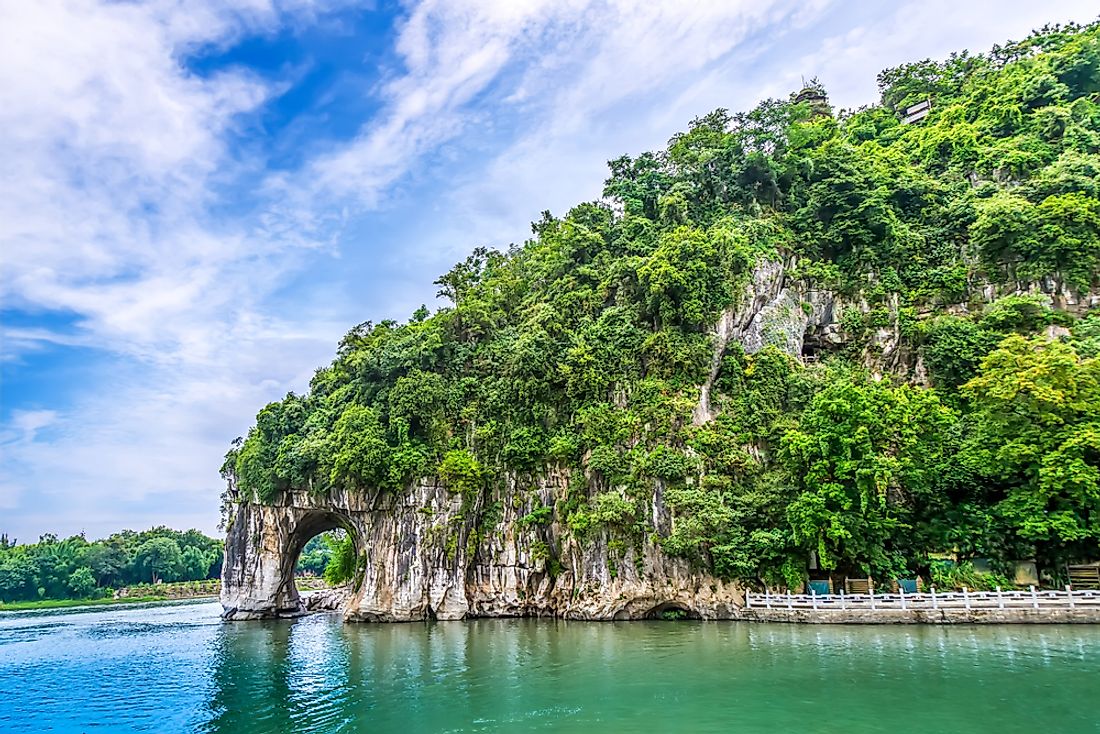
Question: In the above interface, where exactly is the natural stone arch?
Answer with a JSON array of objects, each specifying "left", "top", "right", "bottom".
[
  {"left": 221, "top": 482, "right": 746, "bottom": 622},
  {"left": 221, "top": 492, "right": 363, "bottom": 620}
]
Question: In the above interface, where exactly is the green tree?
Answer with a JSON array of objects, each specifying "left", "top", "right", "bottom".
[
  {"left": 84, "top": 543, "right": 129, "bottom": 587},
  {"left": 322, "top": 533, "right": 357, "bottom": 586},
  {"left": 180, "top": 546, "right": 212, "bottom": 582},
  {"left": 962, "top": 336, "right": 1100, "bottom": 566},
  {"left": 921, "top": 316, "right": 998, "bottom": 389},
  {"left": 781, "top": 373, "right": 955, "bottom": 578},
  {"left": 133, "top": 537, "right": 183, "bottom": 584},
  {"left": 0, "top": 554, "right": 37, "bottom": 602},
  {"left": 67, "top": 567, "right": 97, "bottom": 598},
  {"left": 329, "top": 405, "right": 391, "bottom": 490},
  {"left": 295, "top": 534, "right": 333, "bottom": 576}
]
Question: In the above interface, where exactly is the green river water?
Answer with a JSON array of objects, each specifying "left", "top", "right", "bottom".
[{"left": 1, "top": 599, "right": 1097, "bottom": 733}]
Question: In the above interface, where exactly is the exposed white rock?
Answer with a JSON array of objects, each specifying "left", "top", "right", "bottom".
[
  {"left": 303, "top": 586, "right": 352, "bottom": 612},
  {"left": 692, "top": 257, "right": 841, "bottom": 424},
  {"left": 222, "top": 479, "right": 743, "bottom": 622},
  {"left": 693, "top": 259, "right": 787, "bottom": 425}
]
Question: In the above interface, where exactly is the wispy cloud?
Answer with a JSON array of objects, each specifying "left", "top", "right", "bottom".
[
  {"left": 413, "top": 0, "right": 1100, "bottom": 262},
  {"left": 3, "top": 0, "right": 263, "bottom": 361},
  {"left": 297, "top": 0, "right": 580, "bottom": 206},
  {"left": 269, "top": 0, "right": 833, "bottom": 276},
  {"left": 0, "top": 0, "right": 351, "bottom": 537}
]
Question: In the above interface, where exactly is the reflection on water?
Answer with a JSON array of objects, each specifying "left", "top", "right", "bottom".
[{"left": 2, "top": 600, "right": 1099, "bottom": 733}]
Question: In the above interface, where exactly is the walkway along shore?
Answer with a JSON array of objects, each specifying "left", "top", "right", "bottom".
[{"left": 740, "top": 588, "right": 1100, "bottom": 624}]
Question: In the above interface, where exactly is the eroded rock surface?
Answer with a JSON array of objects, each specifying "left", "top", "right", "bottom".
[
  {"left": 303, "top": 586, "right": 352, "bottom": 613},
  {"left": 221, "top": 481, "right": 742, "bottom": 622}
]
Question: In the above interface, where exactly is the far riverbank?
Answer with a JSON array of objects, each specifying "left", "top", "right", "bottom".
[
  {"left": 0, "top": 595, "right": 198, "bottom": 612},
  {"left": 1, "top": 576, "right": 337, "bottom": 613}
]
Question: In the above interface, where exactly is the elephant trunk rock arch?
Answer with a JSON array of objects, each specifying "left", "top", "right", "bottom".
[
  {"left": 221, "top": 493, "right": 362, "bottom": 620},
  {"left": 220, "top": 480, "right": 745, "bottom": 622}
]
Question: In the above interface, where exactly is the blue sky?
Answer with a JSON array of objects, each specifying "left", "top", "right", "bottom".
[{"left": 2, "top": 0, "right": 1097, "bottom": 542}]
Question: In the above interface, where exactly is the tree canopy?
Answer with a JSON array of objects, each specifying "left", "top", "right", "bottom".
[{"left": 0, "top": 527, "right": 221, "bottom": 603}]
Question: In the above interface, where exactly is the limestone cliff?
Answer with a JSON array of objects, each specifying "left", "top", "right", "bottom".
[
  {"left": 221, "top": 256, "right": 1100, "bottom": 623},
  {"left": 221, "top": 480, "right": 742, "bottom": 621}
]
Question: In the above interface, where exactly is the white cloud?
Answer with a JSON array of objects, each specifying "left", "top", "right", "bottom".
[
  {"left": 2, "top": 0, "right": 268, "bottom": 361},
  {"left": 415, "top": 0, "right": 1100, "bottom": 261},
  {"left": 293, "top": 0, "right": 819, "bottom": 211},
  {"left": 1, "top": 331, "right": 334, "bottom": 523},
  {"left": 323, "top": 0, "right": 836, "bottom": 265},
  {"left": 790, "top": 0, "right": 1100, "bottom": 111},
  {"left": 0, "top": 410, "right": 58, "bottom": 510},
  {"left": 288, "top": 0, "right": 570, "bottom": 208},
  {"left": 0, "top": 0, "right": 351, "bottom": 538}
]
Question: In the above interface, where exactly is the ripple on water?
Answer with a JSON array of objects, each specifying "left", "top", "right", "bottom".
[{"left": 3, "top": 605, "right": 1100, "bottom": 734}]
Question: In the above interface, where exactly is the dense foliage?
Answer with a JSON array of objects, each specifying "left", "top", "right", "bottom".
[
  {"left": 295, "top": 531, "right": 357, "bottom": 585},
  {"left": 225, "top": 22, "right": 1100, "bottom": 587},
  {"left": 0, "top": 527, "right": 222, "bottom": 603},
  {"left": 295, "top": 533, "right": 333, "bottom": 576}
]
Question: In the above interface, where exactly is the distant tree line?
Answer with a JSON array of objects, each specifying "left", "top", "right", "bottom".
[
  {"left": 295, "top": 533, "right": 332, "bottom": 576},
  {"left": 0, "top": 527, "right": 223, "bottom": 603},
  {"left": 295, "top": 531, "right": 357, "bottom": 586}
]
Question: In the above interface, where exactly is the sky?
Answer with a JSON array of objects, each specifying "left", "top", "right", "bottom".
[{"left": 1, "top": 0, "right": 1097, "bottom": 542}]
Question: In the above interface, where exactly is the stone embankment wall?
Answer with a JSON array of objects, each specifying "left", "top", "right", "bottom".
[
  {"left": 739, "top": 608, "right": 1100, "bottom": 624},
  {"left": 116, "top": 580, "right": 220, "bottom": 600}
]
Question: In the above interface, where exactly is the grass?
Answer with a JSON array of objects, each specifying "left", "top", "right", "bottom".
[{"left": 0, "top": 595, "right": 171, "bottom": 612}]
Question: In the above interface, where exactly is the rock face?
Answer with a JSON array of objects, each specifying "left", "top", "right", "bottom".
[
  {"left": 221, "top": 481, "right": 743, "bottom": 622},
  {"left": 303, "top": 586, "right": 352, "bottom": 612},
  {"left": 221, "top": 494, "right": 362, "bottom": 620}
]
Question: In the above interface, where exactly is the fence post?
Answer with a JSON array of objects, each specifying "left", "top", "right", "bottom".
[
  {"left": 812, "top": 589, "right": 818, "bottom": 611},
  {"left": 840, "top": 589, "right": 847, "bottom": 610},
  {"left": 746, "top": 592, "right": 752, "bottom": 609},
  {"left": 765, "top": 589, "right": 771, "bottom": 610},
  {"left": 997, "top": 586, "right": 1004, "bottom": 610},
  {"left": 1031, "top": 585, "right": 1039, "bottom": 610},
  {"left": 1067, "top": 585, "right": 1075, "bottom": 610},
  {"left": 870, "top": 589, "right": 877, "bottom": 611},
  {"left": 787, "top": 592, "right": 793, "bottom": 611},
  {"left": 900, "top": 586, "right": 906, "bottom": 611},
  {"left": 963, "top": 587, "right": 971, "bottom": 611},
  {"left": 931, "top": 586, "right": 938, "bottom": 610}
]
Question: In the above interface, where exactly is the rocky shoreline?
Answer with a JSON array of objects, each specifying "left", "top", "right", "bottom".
[
  {"left": 302, "top": 586, "right": 353, "bottom": 613},
  {"left": 293, "top": 586, "right": 1100, "bottom": 624},
  {"left": 220, "top": 483, "right": 743, "bottom": 622},
  {"left": 220, "top": 486, "right": 1100, "bottom": 625}
]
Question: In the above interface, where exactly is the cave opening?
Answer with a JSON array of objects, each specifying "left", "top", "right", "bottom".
[{"left": 644, "top": 602, "right": 701, "bottom": 621}]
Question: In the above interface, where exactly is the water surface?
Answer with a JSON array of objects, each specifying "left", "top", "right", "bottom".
[{"left": 2, "top": 600, "right": 1098, "bottom": 733}]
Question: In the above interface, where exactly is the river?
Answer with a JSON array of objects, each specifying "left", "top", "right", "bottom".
[{"left": 1, "top": 599, "right": 1098, "bottom": 733}]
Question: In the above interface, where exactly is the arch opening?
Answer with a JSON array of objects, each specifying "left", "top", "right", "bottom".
[{"left": 284, "top": 510, "right": 361, "bottom": 615}]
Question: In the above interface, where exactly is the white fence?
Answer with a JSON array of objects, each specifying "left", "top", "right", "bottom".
[{"left": 745, "top": 586, "right": 1100, "bottom": 612}]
